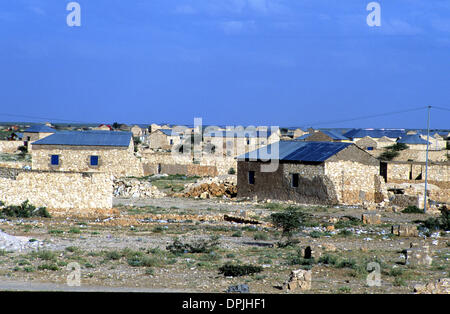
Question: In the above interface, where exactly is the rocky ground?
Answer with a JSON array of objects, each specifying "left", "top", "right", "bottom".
[{"left": 0, "top": 196, "right": 448, "bottom": 294}]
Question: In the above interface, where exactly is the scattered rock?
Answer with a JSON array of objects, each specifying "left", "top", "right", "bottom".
[
  {"left": 284, "top": 269, "right": 312, "bottom": 291},
  {"left": 404, "top": 244, "right": 433, "bottom": 266},
  {"left": 414, "top": 278, "right": 449, "bottom": 294},
  {"left": 226, "top": 284, "right": 249, "bottom": 293},
  {"left": 362, "top": 213, "right": 381, "bottom": 225},
  {"left": 392, "top": 224, "right": 419, "bottom": 237},
  {"left": 182, "top": 177, "right": 237, "bottom": 198},
  {"left": 113, "top": 178, "right": 166, "bottom": 198}
]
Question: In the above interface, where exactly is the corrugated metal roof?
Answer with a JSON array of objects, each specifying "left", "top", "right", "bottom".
[
  {"left": 343, "top": 128, "right": 406, "bottom": 139},
  {"left": 23, "top": 124, "right": 56, "bottom": 133},
  {"left": 295, "top": 130, "right": 348, "bottom": 141},
  {"left": 237, "top": 141, "right": 352, "bottom": 162},
  {"left": 204, "top": 130, "right": 273, "bottom": 138},
  {"left": 397, "top": 134, "right": 430, "bottom": 145},
  {"left": 159, "top": 129, "right": 180, "bottom": 136},
  {"left": 32, "top": 131, "right": 132, "bottom": 147}
]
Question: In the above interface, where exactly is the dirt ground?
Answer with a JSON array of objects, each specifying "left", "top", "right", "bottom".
[{"left": 0, "top": 196, "right": 448, "bottom": 294}]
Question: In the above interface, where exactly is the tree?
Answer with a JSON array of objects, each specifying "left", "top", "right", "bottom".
[{"left": 270, "top": 206, "right": 309, "bottom": 239}]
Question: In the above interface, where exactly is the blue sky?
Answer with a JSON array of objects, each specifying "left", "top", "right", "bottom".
[{"left": 0, "top": 0, "right": 449, "bottom": 129}]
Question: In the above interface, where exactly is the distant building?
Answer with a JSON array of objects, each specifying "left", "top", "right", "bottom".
[
  {"left": 148, "top": 129, "right": 182, "bottom": 150},
  {"left": 237, "top": 141, "right": 385, "bottom": 205},
  {"left": 31, "top": 131, "right": 142, "bottom": 177},
  {"left": 23, "top": 124, "right": 56, "bottom": 143},
  {"left": 343, "top": 129, "right": 406, "bottom": 142},
  {"left": 397, "top": 134, "right": 430, "bottom": 151},
  {"left": 94, "top": 124, "right": 113, "bottom": 131},
  {"left": 295, "top": 130, "right": 349, "bottom": 142}
]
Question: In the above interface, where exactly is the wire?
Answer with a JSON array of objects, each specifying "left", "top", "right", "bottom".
[
  {"left": 433, "top": 106, "right": 450, "bottom": 112},
  {"left": 0, "top": 113, "right": 92, "bottom": 124},
  {"left": 300, "top": 106, "right": 428, "bottom": 128}
]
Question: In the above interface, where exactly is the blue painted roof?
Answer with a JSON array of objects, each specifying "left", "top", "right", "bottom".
[
  {"left": 296, "top": 130, "right": 348, "bottom": 141},
  {"left": 32, "top": 131, "right": 132, "bottom": 147},
  {"left": 158, "top": 129, "right": 180, "bottom": 136},
  {"left": 343, "top": 128, "right": 406, "bottom": 139},
  {"left": 237, "top": 141, "right": 352, "bottom": 162},
  {"left": 204, "top": 130, "right": 273, "bottom": 138},
  {"left": 397, "top": 134, "right": 430, "bottom": 145},
  {"left": 24, "top": 124, "right": 56, "bottom": 133}
]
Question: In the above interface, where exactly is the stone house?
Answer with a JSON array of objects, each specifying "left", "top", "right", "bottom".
[
  {"left": 236, "top": 141, "right": 385, "bottom": 205},
  {"left": 23, "top": 124, "right": 56, "bottom": 143},
  {"left": 148, "top": 129, "right": 182, "bottom": 150},
  {"left": 344, "top": 129, "right": 406, "bottom": 142},
  {"left": 203, "top": 129, "right": 280, "bottom": 157},
  {"left": 31, "top": 131, "right": 143, "bottom": 177},
  {"left": 355, "top": 136, "right": 378, "bottom": 151},
  {"left": 296, "top": 130, "right": 350, "bottom": 142},
  {"left": 397, "top": 134, "right": 430, "bottom": 151},
  {"left": 93, "top": 124, "right": 112, "bottom": 131}
]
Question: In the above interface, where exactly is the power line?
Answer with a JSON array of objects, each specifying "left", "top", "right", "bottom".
[
  {"left": 0, "top": 113, "right": 93, "bottom": 124},
  {"left": 301, "top": 106, "right": 428, "bottom": 128},
  {"left": 433, "top": 106, "right": 450, "bottom": 112}
]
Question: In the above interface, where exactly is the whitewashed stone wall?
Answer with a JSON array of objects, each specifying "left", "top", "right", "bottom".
[{"left": 0, "top": 170, "right": 112, "bottom": 209}]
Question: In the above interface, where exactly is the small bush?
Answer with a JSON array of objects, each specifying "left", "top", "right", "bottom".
[
  {"left": 65, "top": 246, "right": 80, "bottom": 253},
  {"left": 36, "top": 250, "right": 57, "bottom": 261},
  {"left": 127, "top": 255, "right": 159, "bottom": 267},
  {"left": 270, "top": 207, "right": 310, "bottom": 238},
  {"left": 48, "top": 230, "right": 63, "bottom": 234},
  {"left": 218, "top": 263, "right": 263, "bottom": 277},
  {"left": 166, "top": 236, "right": 220, "bottom": 255},
  {"left": 253, "top": 232, "right": 268, "bottom": 241},
  {"left": 402, "top": 206, "right": 423, "bottom": 214},
  {"left": 0, "top": 200, "right": 51, "bottom": 218},
  {"left": 231, "top": 230, "right": 242, "bottom": 237},
  {"left": 423, "top": 206, "right": 450, "bottom": 231},
  {"left": 68, "top": 227, "right": 81, "bottom": 234},
  {"left": 338, "top": 229, "right": 352, "bottom": 237},
  {"left": 336, "top": 258, "right": 356, "bottom": 269},
  {"left": 228, "top": 168, "right": 236, "bottom": 175},
  {"left": 318, "top": 254, "right": 339, "bottom": 265},
  {"left": 38, "top": 264, "right": 59, "bottom": 271},
  {"left": 105, "top": 251, "right": 122, "bottom": 260}
]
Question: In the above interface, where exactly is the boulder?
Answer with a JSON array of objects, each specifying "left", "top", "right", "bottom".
[{"left": 284, "top": 269, "right": 312, "bottom": 291}]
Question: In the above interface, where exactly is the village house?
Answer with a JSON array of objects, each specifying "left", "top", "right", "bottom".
[
  {"left": 354, "top": 136, "right": 378, "bottom": 151},
  {"left": 396, "top": 134, "right": 430, "bottom": 151},
  {"left": 148, "top": 129, "right": 183, "bottom": 150},
  {"left": 203, "top": 128, "right": 280, "bottom": 157},
  {"left": 93, "top": 124, "right": 113, "bottom": 131},
  {"left": 22, "top": 124, "right": 56, "bottom": 143},
  {"left": 295, "top": 130, "right": 350, "bottom": 142},
  {"left": 236, "top": 141, "right": 386, "bottom": 205},
  {"left": 31, "top": 130, "right": 143, "bottom": 177},
  {"left": 343, "top": 128, "right": 406, "bottom": 145}
]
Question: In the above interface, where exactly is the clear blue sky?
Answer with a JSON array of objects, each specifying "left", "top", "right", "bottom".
[{"left": 0, "top": 0, "right": 449, "bottom": 129}]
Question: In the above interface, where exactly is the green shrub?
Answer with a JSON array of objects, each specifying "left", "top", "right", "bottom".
[
  {"left": 231, "top": 230, "right": 242, "bottom": 237},
  {"left": 218, "top": 263, "right": 263, "bottom": 277},
  {"left": 166, "top": 236, "right": 220, "bottom": 255},
  {"left": 270, "top": 207, "right": 310, "bottom": 238},
  {"left": 253, "top": 232, "right": 268, "bottom": 241},
  {"left": 228, "top": 168, "right": 236, "bottom": 175},
  {"left": 36, "top": 250, "right": 57, "bottom": 261},
  {"left": 423, "top": 206, "right": 450, "bottom": 231},
  {"left": 318, "top": 254, "right": 339, "bottom": 265},
  {"left": 105, "top": 251, "right": 122, "bottom": 260},
  {"left": 38, "top": 264, "right": 59, "bottom": 271},
  {"left": 336, "top": 258, "right": 356, "bottom": 269},
  {"left": 48, "top": 230, "right": 63, "bottom": 234},
  {"left": 68, "top": 227, "right": 81, "bottom": 234},
  {"left": 402, "top": 206, "right": 423, "bottom": 214},
  {"left": 338, "top": 229, "right": 353, "bottom": 237},
  {"left": 0, "top": 200, "right": 51, "bottom": 218}
]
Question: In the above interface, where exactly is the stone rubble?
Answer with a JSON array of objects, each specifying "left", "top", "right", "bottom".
[
  {"left": 113, "top": 178, "right": 166, "bottom": 198},
  {"left": 284, "top": 269, "right": 312, "bottom": 291},
  {"left": 0, "top": 230, "right": 47, "bottom": 252},
  {"left": 403, "top": 243, "right": 433, "bottom": 266},
  {"left": 414, "top": 278, "right": 450, "bottom": 294},
  {"left": 180, "top": 176, "right": 237, "bottom": 199}
]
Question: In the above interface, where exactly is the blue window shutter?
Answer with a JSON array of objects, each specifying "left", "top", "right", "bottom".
[
  {"left": 90, "top": 156, "right": 99, "bottom": 166},
  {"left": 51, "top": 155, "right": 59, "bottom": 165}
]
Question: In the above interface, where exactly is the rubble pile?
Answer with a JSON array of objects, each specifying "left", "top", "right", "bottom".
[
  {"left": 414, "top": 278, "right": 450, "bottom": 294},
  {"left": 113, "top": 178, "right": 166, "bottom": 198},
  {"left": 0, "top": 230, "right": 47, "bottom": 252},
  {"left": 283, "top": 269, "right": 312, "bottom": 291},
  {"left": 181, "top": 177, "right": 237, "bottom": 199}
]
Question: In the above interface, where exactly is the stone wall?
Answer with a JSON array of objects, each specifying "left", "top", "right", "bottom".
[
  {"left": 369, "top": 148, "right": 447, "bottom": 162},
  {"left": 325, "top": 161, "right": 386, "bottom": 204},
  {"left": 31, "top": 142, "right": 143, "bottom": 177},
  {"left": 386, "top": 162, "right": 450, "bottom": 182},
  {"left": 0, "top": 141, "right": 23, "bottom": 153},
  {"left": 141, "top": 152, "right": 236, "bottom": 176},
  {"left": 0, "top": 170, "right": 112, "bottom": 209}
]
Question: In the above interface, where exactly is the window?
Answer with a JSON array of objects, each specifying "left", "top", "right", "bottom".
[
  {"left": 291, "top": 173, "right": 299, "bottom": 188},
  {"left": 170, "top": 139, "right": 173, "bottom": 145},
  {"left": 50, "top": 155, "right": 59, "bottom": 166},
  {"left": 90, "top": 155, "right": 99, "bottom": 166},
  {"left": 367, "top": 147, "right": 373, "bottom": 151},
  {"left": 248, "top": 171, "right": 255, "bottom": 185}
]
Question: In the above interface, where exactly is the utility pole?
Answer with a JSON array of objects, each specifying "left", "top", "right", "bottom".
[{"left": 423, "top": 106, "right": 431, "bottom": 213}]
